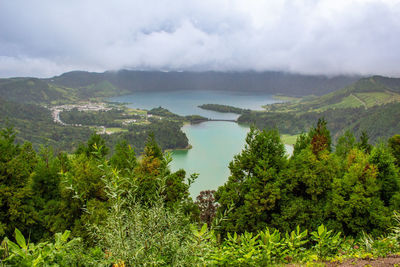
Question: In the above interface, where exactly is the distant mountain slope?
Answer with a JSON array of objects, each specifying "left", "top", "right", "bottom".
[
  {"left": 0, "top": 76, "right": 127, "bottom": 105},
  {"left": 51, "top": 70, "right": 360, "bottom": 96},
  {"left": 266, "top": 76, "right": 400, "bottom": 113},
  {"left": 0, "top": 78, "right": 77, "bottom": 104},
  {"left": 317, "top": 76, "right": 400, "bottom": 108},
  {"left": 372, "top": 75, "right": 400, "bottom": 92},
  {"left": 239, "top": 75, "right": 400, "bottom": 143},
  {"left": 0, "top": 70, "right": 360, "bottom": 105}
]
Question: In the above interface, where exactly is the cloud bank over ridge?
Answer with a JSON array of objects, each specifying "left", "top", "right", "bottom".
[{"left": 1, "top": 0, "right": 399, "bottom": 77}]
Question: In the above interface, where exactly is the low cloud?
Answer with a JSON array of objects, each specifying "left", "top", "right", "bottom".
[{"left": 1, "top": 0, "right": 399, "bottom": 77}]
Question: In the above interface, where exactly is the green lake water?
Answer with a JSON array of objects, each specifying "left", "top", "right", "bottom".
[
  {"left": 110, "top": 91, "right": 291, "bottom": 198},
  {"left": 170, "top": 122, "right": 293, "bottom": 197},
  {"left": 170, "top": 121, "right": 250, "bottom": 197}
]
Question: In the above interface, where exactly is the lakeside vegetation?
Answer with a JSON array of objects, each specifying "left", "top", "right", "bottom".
[
  {"left": 0, "top": 98, "right": 191, "bottom": 154},
  {"left": 272, "top": 94, "right": 302, "bottom": 102},
  {"left": 1, "top": 118, "right": 400, "bottom": 265}
]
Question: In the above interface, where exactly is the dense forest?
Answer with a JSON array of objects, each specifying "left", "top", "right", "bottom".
[
  {"left": 108, "top": 120, "right": 189, "bottom": 152},
  {"left": 1, "top": 119, "right": 400, "bottom": 265},
  {"left": 59, "top": 108, "right": 139, "bottom": 127}
]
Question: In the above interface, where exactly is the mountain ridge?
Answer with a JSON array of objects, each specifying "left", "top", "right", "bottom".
[{"left": 49, "top": 70, "right": 361, "bottom": 96}]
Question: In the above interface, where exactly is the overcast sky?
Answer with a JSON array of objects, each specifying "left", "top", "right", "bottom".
[{"left": 0, "top": 0, "right": 399, "bottom": 78}]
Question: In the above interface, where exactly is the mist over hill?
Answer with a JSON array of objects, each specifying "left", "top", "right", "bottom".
[{"left": 49, "top": 70, "right": 360, "bottom": 97}]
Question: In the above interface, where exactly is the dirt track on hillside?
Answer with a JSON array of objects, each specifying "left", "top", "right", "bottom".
[{"left": 325, "top": 255, "right": 400, "bottom": 266}]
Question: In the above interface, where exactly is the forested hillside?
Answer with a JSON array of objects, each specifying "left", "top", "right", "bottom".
[
  {"left": 0, "top": 76, "right": 128, "bottom": 105},
  {"left": 0, "top": 78, "right": 77, "bottom": 104},
  {"left": 0, "top": 97, "right": 93, "bottom": 151}
]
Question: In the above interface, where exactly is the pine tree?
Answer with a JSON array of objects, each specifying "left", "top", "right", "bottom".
[
  {"left": 216, "top": 127, "right": 287, "bottom": 233},
  {"left": 0, "top": 128, "right": 38, "bottom": 240}
]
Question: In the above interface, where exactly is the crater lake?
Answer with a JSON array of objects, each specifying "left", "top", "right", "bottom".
[{"left": 109, "top": 90, "right": 291, "bottom": 197}]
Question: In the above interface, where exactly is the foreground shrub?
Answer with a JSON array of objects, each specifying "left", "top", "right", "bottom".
[
  {"left": 89, "top": 153, "right": 215, "bottom": 266},
  {"left": 208, "top": 219, "right": 400, "bottom": 265},
  {"left": 1, "top": 228, "right": 106, "bottom": 266}
]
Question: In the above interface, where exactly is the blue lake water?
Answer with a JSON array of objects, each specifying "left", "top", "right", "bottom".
[
  {"left": 110, "top": 91, "right": 289, "bottom": 197},
  {"left": 110, "top": 90, "right": 277, "bottom": 120}
]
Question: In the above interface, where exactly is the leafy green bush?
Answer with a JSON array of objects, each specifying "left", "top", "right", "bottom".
[
  {"left": 208, "top": 217, "right": 400, "bottom": 266},
  {"left": 310, "top": 224, "right": 342, "bottom": 259},
  {"left": 1, "top": 228, "right": 106, "bottom": 266},
  {"left": 210, "top": 225, "right": 325, "bottom": 265}
]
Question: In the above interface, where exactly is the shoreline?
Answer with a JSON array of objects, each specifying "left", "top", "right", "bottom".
[{"left": 165, "top": 144, "right": 193, "bottom": 153}]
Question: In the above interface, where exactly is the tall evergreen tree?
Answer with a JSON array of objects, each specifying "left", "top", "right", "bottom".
[
  {"left": 336, "top": 130, "right": 356, "bottom": 158},
  {"left": 388, "top": 134, "right": 400, "bottom": 167},
  {"left": 110, "top": 140, "right": 137, "bottom": 176},
  {"left": 358, "top": 130, "right": 372, "bottom": 154},
  {"left": 369, "top": 143, "right": 400, "bottom": 208},
  {"left": 216, "top": 127, "right": 287, "bottom": 233},
  {"left": 309, "top": 118, "right": 331, "bottom": 156},
  {"left": 329, "top": 148, "right": 390, "bottom": 235}
]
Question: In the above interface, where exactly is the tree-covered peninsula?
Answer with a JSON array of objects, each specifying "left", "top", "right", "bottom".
[{"left": 198, "top": 103, "right": 248, "bottom": 114}]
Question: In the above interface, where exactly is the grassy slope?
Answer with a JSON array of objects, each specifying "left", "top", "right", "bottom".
[
  {"left": 280, "top": 134, "right": 299, "bottom": 145},
  {"left": 266, "top": 76, "right": 400, "bottom": 113}
]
